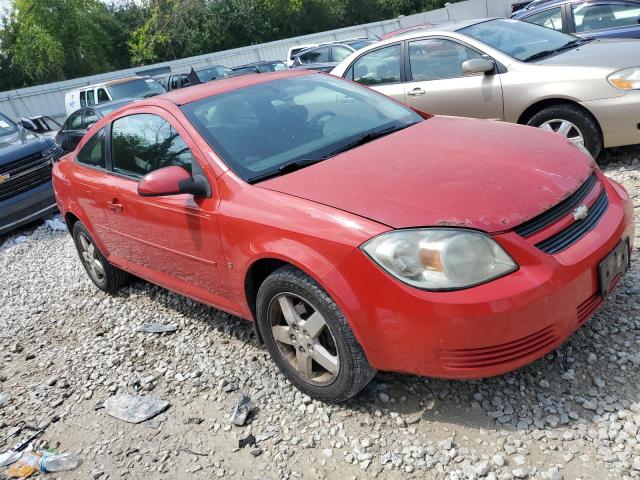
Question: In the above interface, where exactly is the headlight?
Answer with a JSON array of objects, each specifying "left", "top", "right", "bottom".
[
  {"left": 608, "top": 67, "right": 640, "bottom": 91},
  {"left": 361, "top": 229, "right": 518, "bottom": 291}
]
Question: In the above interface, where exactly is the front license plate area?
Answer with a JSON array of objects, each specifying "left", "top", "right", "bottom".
[{"left": 599, "top": 238, "right": 630, "bottom": 299}]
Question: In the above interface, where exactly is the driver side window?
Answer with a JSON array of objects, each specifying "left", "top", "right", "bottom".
[
  {"left": 111, "top": 114, "right": 193, "bottom": 178},
  {"left": 351, "top": 44, "right": 402, "bottom": 86},
  {"left": 408, "top": 39, "right": 482, "bottom": 81},
  {"left": 65, "top": 111, "right": 83, "bottom": 131}
]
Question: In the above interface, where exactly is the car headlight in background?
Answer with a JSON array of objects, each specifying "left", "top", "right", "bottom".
[
  {"left": 361, "top": 229, "right": 518, "bottom": 291},
  {"left": 608, "top": 67, "right": 640, "bottom": 90}
]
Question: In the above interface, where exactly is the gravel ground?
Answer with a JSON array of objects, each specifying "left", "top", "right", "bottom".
[{"left": 1, "top": 148, "right": 639, "bottom": 480}]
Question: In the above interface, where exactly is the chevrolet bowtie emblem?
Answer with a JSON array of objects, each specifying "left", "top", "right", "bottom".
[
  {"left": 0, "top": 173, "right": 9, "bottom": 184},
  {"left": 573, "top": 205, "right": 589, "bottom": 221}
]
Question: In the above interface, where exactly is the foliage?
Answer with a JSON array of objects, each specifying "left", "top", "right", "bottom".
[{"left": 0, "top": 0, "right": 460, "bottom": 90}]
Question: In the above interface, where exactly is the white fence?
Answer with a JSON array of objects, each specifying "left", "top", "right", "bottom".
[{"left": 0, "top": 0, "right": 513, "bottom": 122}]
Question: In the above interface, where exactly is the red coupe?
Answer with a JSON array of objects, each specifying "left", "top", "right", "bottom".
[{"left": 52, "top": 71, "right": 634, "bottom": 402}]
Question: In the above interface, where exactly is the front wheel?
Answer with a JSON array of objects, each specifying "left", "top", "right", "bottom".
[
  {"left": 526, "top": 104, "right": 603, "bottom": 158},
  {"left": 256, "top": 266, "right": 375, "bottom": 403}
]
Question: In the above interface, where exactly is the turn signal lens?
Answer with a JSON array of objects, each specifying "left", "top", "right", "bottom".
[
  {"left": 608, "top": 68, "right": 640, "bottom": 91},
  {"left": 361, "top": 229, "right": 518, "bottom": 291}
]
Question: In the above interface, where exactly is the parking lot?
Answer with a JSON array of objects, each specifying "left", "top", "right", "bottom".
[{"left": 0, "top": 145, "right": 638, "bottom": 479}]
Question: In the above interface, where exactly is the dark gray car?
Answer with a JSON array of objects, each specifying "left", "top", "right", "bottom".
[
  {"left": 0, "top": 112, "right": 64, "bottom": 235},
  {"left": 56, "top": 99, "right": 135, "bottom": 152}
]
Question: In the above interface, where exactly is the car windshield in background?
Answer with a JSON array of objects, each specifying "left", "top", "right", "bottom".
[
  {"left": 460, "top": 19, "right": 581, "bottom": 62},
  {"left": 197, "top": 66, "right": 228, "bottom": 81},
  {"left": 182, "top": 75, "right": 422, "bottom": 182},
  {"left": 261, "top": 62, "right": 287, "bottom": 72},
  {"left": 346, "top": 40, "right": 376, "bottom": 50},
  {"left": 0, "top": 113, "right": 18, "bottom": 136},
  {"left": 108, "top": 78, "right": 166, "bottom": 100}
]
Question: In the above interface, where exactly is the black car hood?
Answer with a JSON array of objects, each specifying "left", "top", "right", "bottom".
[{"left": 0, "top": 128, "right": 51, "bottom": 168}]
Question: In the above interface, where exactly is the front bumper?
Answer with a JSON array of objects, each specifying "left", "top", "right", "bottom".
[
  {"left": 0, "top": 181, "right": 58, "bottom": 235},
  {"left": 582, "top": 91, "right": 640, "bottom": 148},
  {"left": 323, "top": 176, "right": 635, "bottom": 379}
]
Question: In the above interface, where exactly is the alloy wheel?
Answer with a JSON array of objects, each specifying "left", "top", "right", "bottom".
[
  {"left": 78, "top": 233, "right": 106, "bottom": 284},
  {"left": 538, "top": 119, "right": 585, "bottom": 147},
  {"left": 268, "top": 292, "right": 340, "bottom": 385}
]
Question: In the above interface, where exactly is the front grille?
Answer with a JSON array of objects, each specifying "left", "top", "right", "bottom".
[
  {"left": 0, "top": 152, "right": 53, "bottom": 202},
  {"left": 515, "top": 172, "right": 597, "bottom": 238},
  {"left": 536, "top": 190, "right": 608, "bottom": 254},
  {"left": 438, "top": 326, "right": 558, "bottom": 370}
]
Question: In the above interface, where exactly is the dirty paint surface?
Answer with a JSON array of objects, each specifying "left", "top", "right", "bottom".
[{"left": 260, "top": 116, "right": 593, "bottom": 233}]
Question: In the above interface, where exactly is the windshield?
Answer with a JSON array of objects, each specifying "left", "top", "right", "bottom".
[
  {"left": 108, "top": 78, "right": 166, "bottom": 100},
  {"left": 197, "top": 66, "right": 228, "bottom": 82},
  {"left": 0, "top": 113, "right": 18, "bottom": 137},
  {"left": 460, "top": 19, "right": 579, "bottom": 61},
  {"left": 182, "top": 74, "right": 422, "bottom": 182}
]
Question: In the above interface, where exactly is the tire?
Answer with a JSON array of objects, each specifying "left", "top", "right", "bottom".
[
  {"left": 72, "top": 221, "right": 129, "bottom": 293},
  {"left": 526, "top": 104, "right": 603, "bottom": 158},
  {"left": 256, "top": 265, "right": 375, "bottom": 403}
]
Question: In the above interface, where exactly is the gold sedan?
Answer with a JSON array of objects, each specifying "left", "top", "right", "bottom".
[{"left": 331, "top": 18, "right": 640, "bottom": 157}]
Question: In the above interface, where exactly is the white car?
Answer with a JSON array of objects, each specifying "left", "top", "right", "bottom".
[
  {"left": 285, "top": 44, "right": 318, "bottom": 67},
  {"left": 64, "top": 76, "right": 165, "bottom": 116}
]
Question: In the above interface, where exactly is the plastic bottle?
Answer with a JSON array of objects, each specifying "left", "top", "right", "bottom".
[{"left": 39, "top": 452, "right": 82, "bottom": 473}]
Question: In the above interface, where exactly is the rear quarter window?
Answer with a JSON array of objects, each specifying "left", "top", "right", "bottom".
[{"left": 77, "top": 128, "right": 106, "bottom": 169}]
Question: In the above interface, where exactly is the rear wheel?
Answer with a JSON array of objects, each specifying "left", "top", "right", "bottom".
[
  {"left": 526, "top": 104, "right": 603, "bottom": 158},
  {"left": 72, "top": 221, "right": 128, "bottom": 293},
  {"left": 256, "top": 266, "right": 375, "bottom": 403}
]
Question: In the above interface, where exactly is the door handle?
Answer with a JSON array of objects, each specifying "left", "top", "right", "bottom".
[
  {"left": 108, "top": 200, "right": 123, "bottom": 213},
  {"left": 408, "top": 88, "right": 426, "bottom": 97}
]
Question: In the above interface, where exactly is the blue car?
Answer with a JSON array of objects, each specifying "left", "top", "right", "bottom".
[
  {"left": 0, "top": 112, "right": 64, "bottom": 235},
  {"left": 512, "top": 0, "right": 640, "bottom": 39}
]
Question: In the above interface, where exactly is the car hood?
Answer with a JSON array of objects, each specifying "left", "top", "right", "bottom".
[
  {"left": 537, "top": 39, "right": 640, "bottom": 70},
  {"left": 259, "top": 116, "right": 593, "bottom": 232},
  {"left": 0, "top": 129, "right": 50, "bottom": 168}
]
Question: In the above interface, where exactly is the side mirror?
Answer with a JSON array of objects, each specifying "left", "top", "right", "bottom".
[
  {"left": 138, "top": 165, "right": 210, "bottom": 198},
  {"left": 462, "top": 58, "right": 495, "bottom": 75},
  {"left": 20, "top": 118, "right": 37, "bottom": 131}
]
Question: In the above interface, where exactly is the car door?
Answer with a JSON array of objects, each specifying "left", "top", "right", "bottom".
[
  {"left": 345, "top": 43, "right": 406, "bottom": 104},
  {"left": 99, "top": 108, "right": 230, "bottom": 307},
  {"left": 569, "top": 1, "right": 640, "bottom": 38},
  {"left": 402, "top": 37, "right": 504, "bottom": 120},
  {"left": 59, "top": 110, "right": 86, "bottom": 152}
]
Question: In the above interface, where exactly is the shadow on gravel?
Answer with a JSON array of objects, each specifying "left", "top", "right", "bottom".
[
  {"left": 599, "top": 144, "right": 640, "bottom": 165},
  {"left": 113, "top": 248, "right": 640, "bottom": 440}
]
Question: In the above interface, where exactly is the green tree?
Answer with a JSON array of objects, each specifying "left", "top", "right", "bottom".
[{"left": 1, "top": 0, "right": 133, "bottom": 87}]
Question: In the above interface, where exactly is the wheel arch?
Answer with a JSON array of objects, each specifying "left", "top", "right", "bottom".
[
  {"left": 243, "top": 251, "right": 345, "bottom": 344},
  {"left": 62, "top": 205, "right": 111, "bottom": 258},
  {"left": 64, "top": 211, "right": 80, "bottom": 232},
  {"left": 516, "top": 98, "right": 603, "bottom": 137}
]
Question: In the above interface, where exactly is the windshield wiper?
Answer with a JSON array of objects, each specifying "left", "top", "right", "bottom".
[
  {"left": 523, "top": 38, "right": 591, "bottom": 62},
  {"left": 247, "top": 121, "right": 420, "bottom": 184},
  {"left": 247, "top": 158, "right": 328, "bottom": 183},
  {"left": 324, "top": 121, "right": 420, "bottom": 158}
]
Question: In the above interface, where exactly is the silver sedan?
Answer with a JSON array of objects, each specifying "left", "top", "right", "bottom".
[{"left": 331, "top": 18, "right": 640, "bottom": 157}]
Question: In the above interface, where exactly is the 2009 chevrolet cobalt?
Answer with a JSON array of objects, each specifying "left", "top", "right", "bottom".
[{"left": 52, "top": 71, "right": 634, "bottom": 402}]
